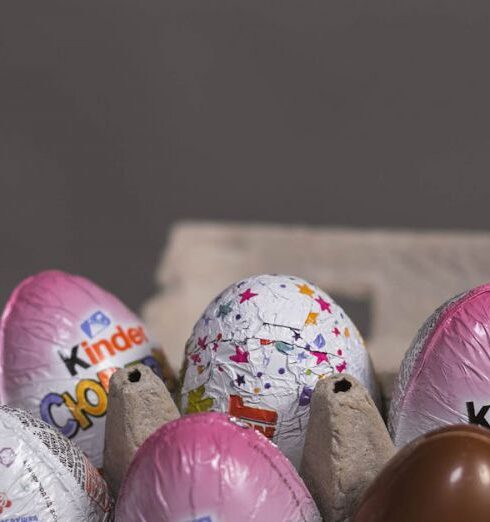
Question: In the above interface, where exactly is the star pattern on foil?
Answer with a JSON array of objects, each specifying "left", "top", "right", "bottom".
[
  {"left": 297, "top": 283, "right": 315, "bottom": 297},
  {"left": 305, "top": 312, "right": 319, "bottom": 325},
  {"left": 239, "top": 288, "right": 258, "bottom": 303},
  {"left": 217, "top": 301, "right": 233, "bottom": 318},
  {"left": 186, "top": 385, "right": 214, "bottom": 414},
  {"left": 310, "top": 350, "right": 329, "bottom": 364},
  {"left": 236, "top": 374, "right": 246, "bottom": 386},
  {"left": 229, "top": 346, "right": 250, "bottom": 363},
  {"left": 315, "top": 296, "right": 332, "bottom": 313},
  {"left": 297, "top": 351, "right": 308, "bottom": 363}
]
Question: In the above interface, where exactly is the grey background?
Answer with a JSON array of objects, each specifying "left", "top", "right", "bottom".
[{"left": 1, "top": 0, "right": 489, "bottom": 312}]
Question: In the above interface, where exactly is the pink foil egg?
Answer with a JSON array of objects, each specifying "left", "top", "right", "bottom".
[
  {"left": 389, "top": 283, "right": 490, "bottom": 447},
  {"left": 0, "top": 270, "right": 175, "bottom": 467},
  {"left": 116, "top": 412, "right": 321, "bottom": 522}
]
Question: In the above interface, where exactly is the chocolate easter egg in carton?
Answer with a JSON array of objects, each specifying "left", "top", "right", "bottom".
[
  {"left": 181, "top": 273, "right": 380, "bottom": 468},
  {"left": 354, "top": 425, "right": 490, "bottom": 522},
  {"left": 116, "top": 412, "right": 321, "bottom": 521},
  {"left": 389, "top": 283, "right": 490, "bottom": 447},
  {"left": 0, "top": 270, "right": 176, "bottom": 467}
]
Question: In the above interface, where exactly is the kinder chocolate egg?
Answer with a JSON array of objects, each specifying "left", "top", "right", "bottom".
[
  {"left": 0, "top": 405, "right": 113, "bottom": 521},
  {"left": 389, "top": 284, "right": 490, "bottom": 447},
  {"left": 116, "top": 412, "right": 321, "bottom": 522},
  {"left": 0, "top": 270, "right": 176, "bottom": 467},
  {"left": 181, "top": 274, "right": 380, "bottom": 468},
  {"left": 354, "top": 425, "right": 490, "bottom": 522}
]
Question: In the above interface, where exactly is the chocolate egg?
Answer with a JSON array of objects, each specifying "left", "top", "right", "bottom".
[
  {"left": 116, "top": 412, "right": 321, "bottom": 521},
  {"left": 354, "top": 425, "right": 490, "bottom": 522},
  {"left": 389, "top": 284, "right": 490, "bottom": 447},
  {"left": 180, "top": 274, "right": 380, "bottom": 468},
  {"left": 0, "top": 270, "right": 176, "bottom": 467},
  {"left": 0, "top": 405, "right": 113, "bottom": 520}
]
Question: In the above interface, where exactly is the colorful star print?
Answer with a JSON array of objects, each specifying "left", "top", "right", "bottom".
[
  {"left": 297, "top": 351, "right": 308, "bottom": 362},
  {"left": 305, "top": 312, "right": 319, "bottom": 325},
  {"left": 217, "top": 301, "right": 232, "bottom": 318},
  {"left": 236, "top": 374, "right": 246, "bottom": 386},
  {"left": 239, "top": 288, "right": 258, "bottom": 303},
  {"left": 336, "top": 361, "right": 347, "bottom": 373},
  {"left": 310, "top": 350, "right": 329, "bottom": 364},
  {"left": 190, "top": 353, "right": 201, "bottom": 365},
  {"left": 186, "top": 385, "right": 214, "bottom": 414},
  {"left": 315, "top": 296, "right": 332, "bottom": 313},
  {"left": 297, "top": 283, "right": 315, "bottom": 297},
  {"left": 183, "top": 274, "right": 374, "bottom": 463},
  {"left": 229, "top": 346, "right": 250, "bottom": 363}
]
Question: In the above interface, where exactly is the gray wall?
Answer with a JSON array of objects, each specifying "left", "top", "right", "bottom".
[{"left": 1, "top": 0, "right": 490, "bottom": 311}]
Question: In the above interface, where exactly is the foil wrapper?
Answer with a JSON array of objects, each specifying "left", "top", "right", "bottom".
[
  {"left": 389, "top": 284, "right": 490, "bottom": 447},
  {"left": 116, "top": 412, "right": 321, "bottom": 522},
  {"left": 0, "top": 270, "right": 176, "bottom": 468},
  {"left": 0, "top": 405, "right": 113, "bottom": 521},
  {"left": 181, "top": 274, "right": 380, "bottom": 468}
]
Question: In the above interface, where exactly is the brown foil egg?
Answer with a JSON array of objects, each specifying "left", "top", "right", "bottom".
[{"left": 353, "top": 425, "right": 490, "bottom": 522}]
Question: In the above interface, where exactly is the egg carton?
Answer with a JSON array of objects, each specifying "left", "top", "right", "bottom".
[{"left": 143, "top": 221, "right": 490, "bottom": 403}]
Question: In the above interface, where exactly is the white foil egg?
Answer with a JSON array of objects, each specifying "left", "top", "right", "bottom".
[
  {"left": 181, "top": 274, "right": 380, "bottom": 468},
  {"left": 0, "top": 405, "right": 113, "bottom": 520}
]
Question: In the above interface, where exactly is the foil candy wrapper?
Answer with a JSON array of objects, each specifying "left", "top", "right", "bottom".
[
  {"left": 389, "top": 283, "right": 490, "bottom": 447},
  {"left": 0, "top": 405, "right": 113, "bottom": 521},
  {"left": 116, "top": 412, "right": 321, "bottom": 522},
  {"left": 181, "top": 274, "right": 380, "bottom": 468},
  {"left": 0, "top": 270, "right": 176, "bottom": 468}
]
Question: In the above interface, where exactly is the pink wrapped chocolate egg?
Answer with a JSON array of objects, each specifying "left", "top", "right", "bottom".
[
  {"left": 0, "top": 270, "right": 175, "bottom": 467},
  {"left": 181, "top": 274, "right": 380, "bottom": 468},
  {"left": 116, "top": 412, "right": 321, "bottom": 521},
  {"left": 389, "top": 283, "right": 490, "bottom": 447}
]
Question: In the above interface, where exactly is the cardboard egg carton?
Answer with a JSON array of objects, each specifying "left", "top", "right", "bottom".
[{"left": 142, "top": 221, "right": 490, "bottom": 402}]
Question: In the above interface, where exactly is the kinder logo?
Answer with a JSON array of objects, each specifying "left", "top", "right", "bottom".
[
  {"left": 466, "top": 401, "right": 490, "bottom": 428},
  {"left": 40, "top": 324, "right": 161, "bottom": 439},
  {"left": 58, "top": 324, "right": 149, "bottom": 376},
  {"left": 81, "top": 310, "right": 111, "bottom": 339}
]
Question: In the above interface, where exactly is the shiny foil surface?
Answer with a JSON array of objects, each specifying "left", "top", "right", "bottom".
[
  {"left": 0, "top": 270, "right": 175, "bottom": 467},
  {"left": 0, "top": 405, "right": 113, "bottom": 521},
  {"left": 181, "top": 274, "right": 380, "bottom": 468},
  {"left": 116, "top": 412, "right": 321, "bottom": 522},
  {"left": 389, "top": 284, "right": 490, "bottom": 447},
  {"left": 354, "top": 425, "right": 490, "bottom": 522}
]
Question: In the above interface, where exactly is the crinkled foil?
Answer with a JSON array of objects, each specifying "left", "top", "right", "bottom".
[
  {"left": 0, "top": 405, "right": 113, "bottom": 521},
  {"left": 389, "top": 284, "right": 490, "bottom": 447},
  {"left": 116, "top": 412, "right": 321, "bottom": 522},
  {"left": 0, "top": 270, "right": 176, "bottom": 468},
  {"left": 181, "top": 274, "right": 380, "bottom": 468}
]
